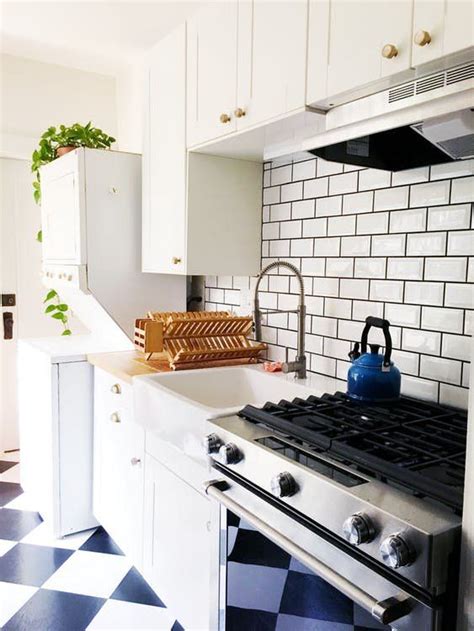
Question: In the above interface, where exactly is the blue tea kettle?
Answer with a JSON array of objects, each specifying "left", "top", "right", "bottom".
[{"left": 347, "top": 316, "right": 401, "bottom": 403}]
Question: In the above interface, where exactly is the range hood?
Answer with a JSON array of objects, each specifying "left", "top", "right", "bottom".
[{"left": 310, "top": 108, "right": 474, "bottom": 171}]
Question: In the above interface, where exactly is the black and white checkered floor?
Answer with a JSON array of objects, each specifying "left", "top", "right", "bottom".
[{"left": 0, "top": 453, "right": 183, "bottom": 630}]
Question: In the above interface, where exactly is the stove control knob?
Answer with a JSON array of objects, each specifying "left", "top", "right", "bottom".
[
  {"left": 217, "top": 443, "right": 242, "bottom": 465},
  {"left": 342, "top": 513, "right": 375, "bottom": 546},
  {"left": 380, "top": 534, "right": 415, "bottom": 569},
  {"left": 270, "top": 472, "right": 298, "bottom": 498},
  {"left": 204, "top": 433, "right": 222, "bottom": 455}
]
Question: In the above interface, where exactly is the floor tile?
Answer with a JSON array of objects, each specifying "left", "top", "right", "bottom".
[
  {"left": 0, "top": 464, "right": 21, "bottom": 484},
  {"left": 80, "top": 526, "right": 124, "bottom": 555},
  {"left": 228, "top": 529, "right": 291, "bottom": 569},
  {"left": 226, "top": 606, "right": 278, "bottom": 631},
  {"left": 0, "top": 483, "right": 24, "bottom": 507},
  {"left": 0, "top": 461, "right": 17, "bottom": 474},
  {"left": 43, "top": 549, "right": 132, "bottom": 598},
  {"left": 4, "top": 588, "right": 105, "bottom": 631},
  {"left": 0, "top": 543, "right": 74, "bottom": 587},
  {"left": 0, "top": 539, "right": 17, "bottom": 556},
  {"left": 87, "top": 598, "right": 177, "bottom": 630},
  {"left": 21, "top": 521, "right": 97, "bottom": 550},
  {"left": 227, "top": 562, "right": 288, "bottom": 613},
  {"left": 111, "top": 567, "right": 165, "bottom": 607},
  {"left": 4, "top": 491, "right": 39, "bottom": 512},
  {"left": 170, "top": 621, "right": 184, "bottom": 631},
  {"left": 276, "top": 614, "right": 353, "bottom": 631},
  {"left": 0, "top": 508, "right": 42, "bottom": 540},
  {"left": 0, "top": 581, "right": 38, "bottom": 627},
  {"left": 0, "top": 451, "right": 20, "bottom": 463}
]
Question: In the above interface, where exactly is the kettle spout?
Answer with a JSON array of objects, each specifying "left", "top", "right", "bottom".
[{"left": 349, "top": 342, "right": 360, "bottom": 362}]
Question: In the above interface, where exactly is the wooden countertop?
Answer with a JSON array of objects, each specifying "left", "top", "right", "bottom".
[{"left": 87, "top": 351, "right": 171, "bottom": 384}]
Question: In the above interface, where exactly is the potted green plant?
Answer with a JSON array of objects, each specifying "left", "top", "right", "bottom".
[{"left": 32, "top": 122, "right": 116, "bottom": 334}]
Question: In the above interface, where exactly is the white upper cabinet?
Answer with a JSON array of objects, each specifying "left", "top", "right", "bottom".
[
  {"left": 317, "top": 0, "right": 413, "bottom": 101},
  {"left": 412, "top": 0, "right": 473, "bottom": 66},
  {"left": 186, "top": 2, "right": 239, "bottom": 147},
  {"left": 236, "top": 0, "right": 308, "bottom": 130}
]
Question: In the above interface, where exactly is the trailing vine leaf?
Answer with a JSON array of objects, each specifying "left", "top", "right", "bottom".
[
  {"left": 62, "top": 329, "right": 72, "bottom": 336},
  {"left": 56, "top": 304, "right": 69, "bottom": 311},
  {"left": 44, "top": 289, "right": 57, "bottom": 302},
  {"left": 52, "top": 312, "right": 66, "bottom": 321},
  {"left": 36, "top": 230, "right": 42, "bottom": 243},
  {"left": 45, "top": 304, "right": 57, "bottom": 314}
]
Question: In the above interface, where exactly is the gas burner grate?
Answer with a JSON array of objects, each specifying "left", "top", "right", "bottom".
[{"left": 239, "top": 392, "right": 468, "bottom": 511}]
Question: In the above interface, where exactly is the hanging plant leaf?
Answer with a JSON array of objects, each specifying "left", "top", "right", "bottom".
[
  {"left": 44, "top": 289, "right": 57, "bottom": 302},
  {"left": 62, "top": 329, "right": 72, "bottom": 336},
  {"left": 52, "top": 312, "right": 66, "bottom": 321},
  {"left": 45, "top": 304, "right": 57, "bottom": 314},
  {"left": 56, "top": 304, "right": 69, "bottom": 311},
  {"left": 36, "top": 229, "right": 42, "bottom": 242}
]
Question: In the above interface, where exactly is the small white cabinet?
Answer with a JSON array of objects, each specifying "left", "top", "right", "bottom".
[
  {"left": 93, "top": 369, "right": 145, "bottom": 568},
  {"left": 142, "top": 454, "right": 216, "bottom": 630}
]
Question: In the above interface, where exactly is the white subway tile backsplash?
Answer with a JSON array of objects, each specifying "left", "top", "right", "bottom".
[
  {"left": 342, "top": 191, "right": 373, "bottom": 215},
  {"left": 354, "top": 258, "right": 386, "bottom": 278},
  {"left": 357, "top": 212, "right": 389, "bottom": 235},
  {"left": 271, "top": 165, "right": 292, "bottom": 185},
  {"left": 445, "top": 283, "right": 473, "bottom": 309},
  {"left": 451, "top": 176, "right": 474, "bottom": 203},
  {"left": 336, "top": 360, "right": 350, "bottom": 381},
  {"left": 370, "top": 280, "right": 404, "bottom": 302},
  {"left": 420, "top": 356, "right": 461, "bottom": 385},
  {"left": 428, "top": 204, "right": 471, "bottom": 231},
  {"left": 405, "top": 282, "right": 444, "bottom": 306},
  {"left": 328, "top": 215, "right": 356, "bottom": 236},
  {"left": 371, "top": 234, "right": 406, "bottom": 256},
  {"left": 447, "top": 230, "right": 474, "bottom": 256},
  {"left": 358, "top": 168, "right": 391, "bottom": 191},
  {"left": 385, "top": 303, "right": 421, "bottom": 327},
  {"left": 390, "top": 208, "right": 427, "bottom": 233},
  {"left": 341, "top": 236, "right": 370, "bottom": 256},
  {"left": 326, "top": 258, "right": 354, "bottom": 277},
  {"left": 292, "top": 199, "right": 315, "bottom": 219},
  {"left": 387, "top": 258, "right": 424, "bottom": 280},
  {"left": 304, "top": 177, "right": 329, "bottom": 199},
  {"left": 374, "top": 186, "right": 409, "bottom": 211},
  {"left": 410, "top": 180, "right": 450, "bottom": 207},
  {"left": 206, "top": 158, "right": 472, "bottom": 406},
  {"left": 407, "top": 232, "right": 446, "bottom": 256},
  {"left": 462, "top": 363, "right": 470, "bottom": 388},
  {"left": 340, "top": 278, "right": 369, "bottom": 299},
  {"left": 281, "top": 181, "right": 303, "bottom": 202},
  {"left": 316, "top": 196, "right": 342, "bottom": 217},
  {"left": 421, "top": 306, "right": 464, "bottom": 334},
  {"left": 293, "top": 159, "right": 316, "bottom": 181},
  {"left": 329, "top": 171, "right": 358, "bottom": 195},
  {"left": 425, "top": 257, "right": 467, "bottom": 282},
  {"left": 402, "top": 329, "right": 441, "bottom": 355}
]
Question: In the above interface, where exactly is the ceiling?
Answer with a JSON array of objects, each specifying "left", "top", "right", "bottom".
[{"left": 0, "top": 1, "right": 212, "bottom": 75}]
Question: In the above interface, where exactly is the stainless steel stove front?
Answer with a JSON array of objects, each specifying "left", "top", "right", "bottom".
[{"left": 205, "top": 414, "right": 461, "bottom": 598}]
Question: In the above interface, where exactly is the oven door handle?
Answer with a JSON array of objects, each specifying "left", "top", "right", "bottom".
[{"left": 204, "top": 479, "right": 413, "bottom": 626}]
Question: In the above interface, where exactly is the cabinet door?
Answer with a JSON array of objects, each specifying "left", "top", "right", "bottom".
[
  {"left": 142, "top": 26, "right": 187, "bottom": 274},
  {"left": 93, "top": 371, "right": 144, "bottom": 567},
  {"left": 412, "top": 0, "right": 473, "bottom": 66},
  {"left": 326, "top": 0, "right": 413, "bottom": 97},
  {"left": 143, "top": 455, "right": 215, "bottom": 630},
  {"left": 186, "top": 2, "right": 238, "bottom": 146},
  {"left": 236, "top": 0, "right": 308, "bottom": 129}
]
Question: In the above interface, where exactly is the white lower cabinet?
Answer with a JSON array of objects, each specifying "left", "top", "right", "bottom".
[
  {"left": 93, "top": 369, "right": 145, "bottom": 569},
  {"left": 142, "top": 454, "right": 216, "bottom": 630}
]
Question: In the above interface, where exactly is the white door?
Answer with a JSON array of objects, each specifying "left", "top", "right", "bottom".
[
  {"left": 0, "top": 158, "right": 60, "bottom": 452},
  {"left": 237, "top": 0, "right": 308, "bottom": 130},
  {"left": 412, "top": 0, "right": 473, "bottom": 66},
  {"left": 186, "top": 1, "right": 239, "bottom": 146},
  {"left": 326, "top": 0, "right": 413, "bottom": 97}
]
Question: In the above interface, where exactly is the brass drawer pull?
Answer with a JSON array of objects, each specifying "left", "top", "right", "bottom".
[
  {"left": 110, "top": 384, "right": 121, "bottom": 394},
  {"left": 110, "top": 412, "right": 121, "bottom": 423},
  {"left": 414, "top": 30, "right": 431, "bottom": 46}
]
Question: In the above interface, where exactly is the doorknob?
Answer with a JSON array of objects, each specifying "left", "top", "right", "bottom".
[{"left": 3, "top": 312, "right": 13, "bottom": 340}]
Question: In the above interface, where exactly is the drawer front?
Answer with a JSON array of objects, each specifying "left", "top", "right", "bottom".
[{"left": 94, "top": 368, "right": 132, "bottom": 415}]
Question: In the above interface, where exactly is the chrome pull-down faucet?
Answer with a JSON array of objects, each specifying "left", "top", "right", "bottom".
[{"left": 253, "top": 261, "right": 307, "bottom": 379}]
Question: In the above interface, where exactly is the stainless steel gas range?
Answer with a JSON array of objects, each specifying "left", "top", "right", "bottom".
[{"left": 203, "top": 392, "right": 466, "bottom": 630}]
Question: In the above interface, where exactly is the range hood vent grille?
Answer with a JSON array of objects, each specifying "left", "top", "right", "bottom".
[{"left": 388, "top": 62, "right": 474, "bottom": 104}]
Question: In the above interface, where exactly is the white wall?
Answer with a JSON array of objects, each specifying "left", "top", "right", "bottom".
[
  {"left": 116, "top": 60, "right": 145, "bottom": 153},
  {"left": 0, "top": 53, "right": 118, "bottom": 159}
]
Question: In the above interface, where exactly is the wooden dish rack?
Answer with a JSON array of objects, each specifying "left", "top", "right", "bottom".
[{"left": 134, "top": 311, "right": 266, "bottom": 370}]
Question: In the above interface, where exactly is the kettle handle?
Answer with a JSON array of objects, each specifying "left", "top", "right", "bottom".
[{"left": 361, "top": 317, "right": 392, "bottom": 368}]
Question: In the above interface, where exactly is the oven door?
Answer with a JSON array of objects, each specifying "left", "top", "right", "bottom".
[{"left": 205, "top": 470, "right": 443, "bottom": 631}]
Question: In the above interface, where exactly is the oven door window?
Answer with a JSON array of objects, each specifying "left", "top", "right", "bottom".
[{"left": 224, "top": 510, "right": 391, "bottom": 631}]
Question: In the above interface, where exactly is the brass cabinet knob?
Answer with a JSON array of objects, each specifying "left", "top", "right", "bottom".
[
  {"left": 110, "top": 412, "right": 121, "bottom": 423},
  {"left": 110, "top": 384, "right": 121, "bottom": 394},
  {"left": 414, "top": 30, "right": 432, "bottom": 46},
  {"left": 234, "top": 107, "right": 246, "bottom": 118},
  {"left": 220, "top": 113, "right": 231, "bottom": 124},
  {"left": 172, "top": 256, "right": 182, "bottom": 265},
  {"left": 382, "top": 44, "right": 398, "bottom": 59}
]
